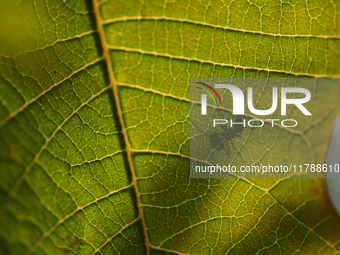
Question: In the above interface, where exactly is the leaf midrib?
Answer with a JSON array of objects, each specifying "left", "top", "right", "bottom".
[{"left": 91, "top": 0, "right": 152, "bottom": 255}]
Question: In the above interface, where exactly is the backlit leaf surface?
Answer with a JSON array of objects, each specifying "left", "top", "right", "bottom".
[{"left": 0, "top": 0, "right": 340, "bottom": 254}]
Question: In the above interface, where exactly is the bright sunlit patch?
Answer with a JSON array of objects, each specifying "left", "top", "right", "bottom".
[{"left": 326, "top": 115, "right": 340, "bottom": 215}]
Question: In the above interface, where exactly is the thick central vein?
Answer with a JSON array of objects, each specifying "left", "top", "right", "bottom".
[{"left": 91, "top": 0, "right": 151, "bottom": 254}]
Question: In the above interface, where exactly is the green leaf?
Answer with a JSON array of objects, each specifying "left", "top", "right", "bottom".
[{"left": 0, "top": 0, "right": 340, "bottom": 254}]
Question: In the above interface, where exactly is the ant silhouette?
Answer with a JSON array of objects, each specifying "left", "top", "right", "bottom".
[{"left": 191, "top": 108, "right": 244, "bottom": 158}]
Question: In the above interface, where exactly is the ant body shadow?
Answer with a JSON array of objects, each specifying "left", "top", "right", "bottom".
[{"left": 191, "top": 109, "right": 245, "bottom": 158}]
